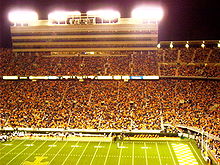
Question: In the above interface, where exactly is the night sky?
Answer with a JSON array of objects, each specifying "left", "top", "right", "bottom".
[{"left": 0, "top": 0, "right": 220, "bottom": 48}]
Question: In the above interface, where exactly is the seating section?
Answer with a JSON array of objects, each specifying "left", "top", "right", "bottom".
[
  {"left": 1, "top": 47, "right": 219, "bottom": 159},
  {"left": 1, "top": 48, "right": 219, "bottom": 77},
  {"left": 0, "top": 79, "right": 219, "bottom": 138}
]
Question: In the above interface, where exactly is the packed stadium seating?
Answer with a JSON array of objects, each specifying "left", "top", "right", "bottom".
[
  {"left": 0, "top": 79, "right": 219, "bottom": 137},
  {"left": 1, "top": 48, "right": 219, "bottom": 160},
  {"left": 208, "top": 139, "right": 220, "bottom": 160},
  {"left": 1, "top": 48, "right": 220, "bottom": 77}
]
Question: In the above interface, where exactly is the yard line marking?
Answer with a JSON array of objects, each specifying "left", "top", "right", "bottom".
[
  {"left": 90, "top": 142, "right": 101, "bottom": 165},
  {"left": 132, "top": 142, "right": 134, "bottom": 165},
  {"left": 144, "top": 143, "right": 148, "bottom": 165},
  {"left": 94, "top": 146, "right": 104, "bottom": 148},
  {"left": 24, "top": 144, "right": 34, "bottom": 147},
  {"left": 75, "top": 141, "right": 90, "bottom": 165},
  {"left": 22, "top": 140, "right": 47, "bottom": 163},
  {"left": 6, "top": 140, "right": 37, "bottom": 165},
  {"left": 167, "top": 142, "right": 176, "bottom": 165},
  {"left": 41, "top": 140, "right": 58, "bottom": 157},
  {"left": 71, "top": 145, "right": 82, "bottom": 148},
  {"left": 0, "top": 145, "right": 8, "bottom": 151},
  {"left": 0, "top": 140, "right": 26, "bottom": 160},
  {"left": 155, "top": 142, "right": 162, "bottom": 165},
  {"left": 62, "top": 141, "right": 79, "bottom": 165},
  {"left": 103, "top": 141, "right": 112, "bottom": 165},
  {"left": 48, "top": 145, "right": 57, "bottom": 147},
  {"left": 2, "top": 144, "right": 12, "bottom": 146},
  {"left": 117, "top": 142, "right": 123, "bottom": 165},
  {"left": 48, "top": 141, "right": 68, "bottom": 165},
  {"left": 189, "top": 142, "right": 203, "bottom": 164}
]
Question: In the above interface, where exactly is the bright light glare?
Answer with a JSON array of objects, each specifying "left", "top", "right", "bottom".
[
  {"left": 48, "top": 11, "right": 81, "bottom": 21},
  {"left": 170, "top": 42, "right": 174, "bottom": 48},
  {"left": 185, "top": 41, "right": 189, "bottom": 48},
  {"left": 8, "top": 10, "right": 38, "bottom": 23},
  {"left": 131, "top": 6, "right": 164, "bottom": 21},
  {"left": 157, "top": 43, "right": 161, "bottom": 48},
  {"left": 87, "top": 10, "right": 120, "bottom": 20}
]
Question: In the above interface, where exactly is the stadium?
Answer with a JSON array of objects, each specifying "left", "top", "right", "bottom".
[{"left": 0, "top": 1, "right": 219, "bottom": 165}]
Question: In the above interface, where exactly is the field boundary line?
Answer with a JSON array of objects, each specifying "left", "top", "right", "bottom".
[
  {"left": 0, "top": 140, "right": 26, "bottom": 160},
  {"left": 117, "top": 142, "right": 123, "bottom": 165},
  {"left": 75, "top": 141, "right": 90, "bottom": 165},
  {"left": 166, "top": 142, "right": 176, "bottom": 165},
  {"left": 103, "top": 141, "right": 112, "bottom": 165},
  {"left": 189, "top": 141, "right": 204, "bottom": 164},
  {"left": 22, "top": 140, "right": 47, "bottom": 163},
  {"left": 6, "top": 140, "right": 36, "bottom": 165},
  {"left": 155, "top": 142, "right": 162, "bottom": 165},
  {"left": 48, "top": 141, "right": 68, "bottom": 165},
  {"left": 90, "top": 141, "right": 101, "bottom": 165},
  {"left": 61, "top": 141, "right": 79, "bottom": 165},
  {"left": 144, "top": 142, "right": 148, "bottom": 165}
]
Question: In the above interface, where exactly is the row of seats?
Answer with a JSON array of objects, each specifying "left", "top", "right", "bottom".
[
  {"left": 1, "top": 48, "right": 219, "bottom": 77},
  {"left": 1, "top": 79, "right": 219, "bottom": 138}
]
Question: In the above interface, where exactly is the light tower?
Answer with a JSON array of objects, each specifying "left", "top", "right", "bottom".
[
  {"left": 131, "top": 6, "right": 164, "bottom": 23},
  {"left": 8, "top": 10, "right": 38, "bottom": 26},
  {"left": 131, "top": 5, "right": 164, "bottom": 48}
]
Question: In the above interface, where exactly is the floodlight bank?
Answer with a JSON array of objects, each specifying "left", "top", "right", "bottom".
[{"left": 8, "top": 10, "right": 38, "bottom": 23}]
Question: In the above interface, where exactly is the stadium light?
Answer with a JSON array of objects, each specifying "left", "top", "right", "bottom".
[
  {"left": 218, "top": 41, "right": 220, "bottom": 48},
  {"left": 157, "top": 43, "right": 161, "bottom": 48},
  {"left": 87, "top": 10, "right": 120, "bottom": 20},
  {"left": 48, "top": 11, "right": 81, "bottom": 22},
  {"left": 201, "top": 41, "right": 205, "bottom": 48},
  {"left": 8, "top": 10, "right": 38, "bottom": 24},
  {"left": 170, "top": 42, "right": 174, "bottom": 48},
  {"left": 185, "top": 41, "right": 189, "bottom": 48},
  {"left": 131, "top": 6, "right": 164, "bottom": 21}
]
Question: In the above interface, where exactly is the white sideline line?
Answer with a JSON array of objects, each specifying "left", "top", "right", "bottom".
[
  {"left": 48, "top": 141, "right": 68, "bottom": 165},
  {"left": 155, "top": 142, "right": 162, "bottom": 165},
  {"left": 144, "top": 142, "right": 148, "bottom": 165},
  {"left": 132, "top": 142, "right": 134, "bottom": 165},
  {"left": 90, "top": 142, "right": 101, "bottom": 165},
  {"left": 0, "top": 140, "right": 26, "bottom": 160},
  {"left": 61, "top": 141, "right": 79, "bottom": 165},
  {"left": 167, "top": 142, "right": 176, "bottom": 165},
  {"left": 117, "top": 142, "right": 123, "bottom": 165},
  {"left": 189, "top": 142, "right": 204, "bottom": 164},
  {"left": 6, "top": 140, "right": 36, "bottom": 165},
  {"left": 75, "top": 141, "right": 90, "bottom": 165},
  {"left": 22, "top": 140, "right": 47, "bottom": 163},
  {"left": 103, "top": 141, "right": 112, "bottom": 165}
]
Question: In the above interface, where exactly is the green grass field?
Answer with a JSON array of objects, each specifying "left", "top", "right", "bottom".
[{"left": 0, "top": 139, "right": 207, "bottom": 165}]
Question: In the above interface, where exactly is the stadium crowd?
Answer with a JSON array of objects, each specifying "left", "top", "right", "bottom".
[
  {"left": 1, "top": 79, "right": 219, "bottom": 136},
  {"left": 1, "top": 48, "right": 220, "bottom": 77},
  {"left": 208, "top": 139, "right": 220, "bottom": 160},
  {"left": 1, "top": 48, "right": 219, "bottom": 161}
]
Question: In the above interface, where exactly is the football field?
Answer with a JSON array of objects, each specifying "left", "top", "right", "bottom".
[{"left": 0, "top": 139, "right": 206, "bottom": 165}]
